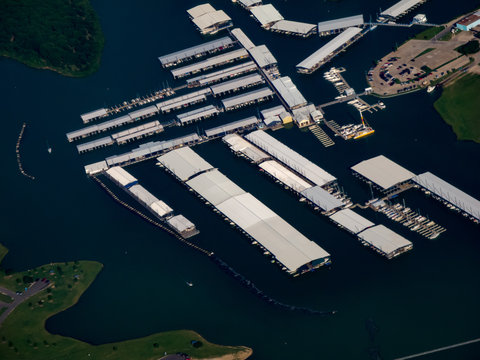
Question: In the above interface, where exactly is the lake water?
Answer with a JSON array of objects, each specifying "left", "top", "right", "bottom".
[{"left": 1, "top": 0, "right": 479, "bottom": 359}]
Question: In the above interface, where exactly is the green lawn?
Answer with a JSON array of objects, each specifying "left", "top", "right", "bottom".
[
  {"left": 434, "top": 73, "right": 480, "bottom": 143},
  {"left": 0, "top": 247, "right": 251, "bottom": 359},
  {"left": 0, "top": 0, "right": 104, "bottom": 77},
  {"left": 413, "top": 26, "right": 445, "bottom": 40},
  {"left": 0, "top": 292, "right": 13, "bottom": 304}
]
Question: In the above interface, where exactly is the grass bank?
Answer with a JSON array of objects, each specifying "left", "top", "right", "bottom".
[
  {"left": 434, "top": 73, "right": 480, "bottom": 143},
  {"left": 0, "top": 247, "right": 251, "bottom": 359},
  {"left": 413, "top": 26, "right": 445, "bottom": 40},
  {"left": 0, "top": 0, "right": 104, "bottom": 77}
]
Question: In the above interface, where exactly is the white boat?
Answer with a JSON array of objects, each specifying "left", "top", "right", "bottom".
[{"left": 427, "top": 85, "right": 435, "bottom": 93}]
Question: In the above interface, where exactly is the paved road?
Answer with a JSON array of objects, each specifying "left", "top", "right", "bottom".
[{"left": 0, "top": 280, "right": 50, "bottom": 325}]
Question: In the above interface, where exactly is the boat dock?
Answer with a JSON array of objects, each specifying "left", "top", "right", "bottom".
[
  {"left": 177, "top": 105, "right": 220, "bottom": 125},
  {"left": 221, "top": 87, "right": 274, "bottom": 111},
  {"left": 186, "top": 61, "right": 258, "bottom": 87},
  {"left": 16, "top": 123, "right": 35, "bottom": 180},
  {"left": 308, "top": 124, "right": 335, "bottom": 147}
]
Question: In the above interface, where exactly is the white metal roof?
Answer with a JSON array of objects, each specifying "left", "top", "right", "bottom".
[
  {"left": 128, "top": 184, "right": 160, "bottom": 206},
  {"left": 167, "top": 215, "right": 196, "bottom": 232},
  {"left": 223, "top": 133, "right": 269, "bottom": 163},
  {"left": 216, "top": 192, "right": 330, "bottom": 272},
  {"left": 329, "top": 209, "right": 374, "bottom": 234},
  {"left": 296, "top": 27, "right": 362, "bottom": 71},
  {"left": 205, "top": 116, "right": 259, "bottom": 137},
  {"left": 245, "top": 130, "right": 336, "bottom": 186},
  {"left": 187, "top": 61, "right": 257, "bottom": 85},
  {"left": 187, "top": 3, "right": 216, "bottom": 18},
  {"left": 158, "top": 37, "right": 233, "bottom": 65},
  {"left": 260, "top": 160, "right": 312, "bottom": 192},
  {"left": 221, "top": 87, "right": 273, "bottom": 110},
  {"left": 380, "top": 0, "right": 423, "bottom": 18},
  {"left": 80, "top": 108, "right": 107, "bottom": 123},
  {"left": 248, "top": 45, "right": 277, "bottom": 68},
  {"left": 171, "top": 49, "right": 248, "bottom": 78},
  {"left": 177, "top": 105, "right": 219, "bottom": 124},
  {"left": 301, "top": 186, "right": 344, "bottom": 212},
  {"left": 84, "top": 160, "right": 108, "bottom": 175},
  {"left": 105, "top": 166, "right": 137, "bottom": 187},
  {"left": 111, "top": 121, "right": 161, "bottom": 140},
  {"left": 192, "top": 10, "right": 231, "bottom": 31},
  {"left": 271, "top": 77, "right": 307, "bottom": 109},
  {"left": 157, "top": 147, "right": 214, "bottom": 181},
  {"left": 186, "top": 169, "right": 246, "bottom": 206},
  {"left": 351, "top": 155, "right": 415, "bottom": 190},
  {"left": 238, "top": 0, "right": 262, "bottom": 8},
  {"left": 210, "top": 73, "right": 264, "bottom": 95},
  {"left": 230, "top": 28, "right": 256, "bottom": 50},
  {"left": 271, "top": 20, "right": 317, "bottom": 35},
  {"left": 250, "top": 4, "right": 284, "bottom": 27},
  {"left": 128, "top": 105, "right": 158, "bottom": 119},
  {"left": 261, "top": 105, "right": 287, "bottom": 119},
  {"left": 114, "top": 125, "right": 163, "bottom": 144},
  {"left": 76, "top": 136, "right": 113, "bottom": 153},
  {"left": 105, "top": 133, "right": 200, "bottom": 167},
  {"left": 156, "top": 89, "right": 211, "bottom": 110},
  {"left": 357, "top": 225, "right": 412, "bottom": 256},
  {"left": 317, "top": 15, "right": 364, "bottom": 33},
  {"left": 150, "top": 200, "right": 174, "bottom": 218},
  {"left": 412, "top": 172, "right": 480, "bottom": 221}
]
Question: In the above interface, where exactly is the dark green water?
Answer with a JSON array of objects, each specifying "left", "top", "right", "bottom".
[{"left": 1, "top": 0, "right": 480, "bottom": 359}]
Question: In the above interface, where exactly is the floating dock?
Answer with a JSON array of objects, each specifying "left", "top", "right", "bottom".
[
  {"left": 210, "top": 73, "right": 264, "bottom": 97},
  {"left": 187, "top": 3, "right": 233, "bottom": 35},
  {"left": 296, "top": 27, "right": 364, "bottom": 74},
  {"left": 230, "top": 28, "right": 256, "bottom": 50},
  {"left": 270, "top": 20, "right": 317, "bottom": 37},
  {"left": 221, "top": 87, "right": 274, "bottom": 111},
  {"left": 80, "top": 108, "right": 108, "bottom": 124},
  {"left": 156, "top": 88, "right": 211, "bottom": 113},
  {"left": 186, "top": 61, "right": 258, "bottom": 87},
  {"left": 357, "top": 225, "right": 413, "bottom": 259},
  {"left": 249, "top": 4, "right": 284, "bottom": 29},
  {"left": 77, "top": 136, "right": 114, "bottom": 154},
  {"left": 171, "top": 49, "right": 249, "bottom": 79},
  {"left": 111, "top": 121, "right": 164, "bottom": 145},
  {"left": 317, "top": 15, "right": 364, "bottom": 36},
  {"left": 157, "top": 147, "right": 331, "bottom": 276},
  {"left": 270, "top": 77, "right": 308, "bottom": 110},
  {"left": 245, "top": 130, "right": 336, "bottom": 187},
  {"left": 248, "top": 45, "right": 278, "bottom": 69},
  {"left": 412, "top": 172, "right": 480, "bottom": 223},
  {"left": 379, "top": 0, "right": 427, "bottom": 21},
  {"left": 223, "top": 133, "right": 270, "bottom": 163},
  {"left": 158, "top": 36, "right": 234, "bottom": 68},
  {"left": 205, "top": 116, "right": 260, "bottom": 138},
  {"left": 177, "top": 105, "right": 220, "bottom": 125}
]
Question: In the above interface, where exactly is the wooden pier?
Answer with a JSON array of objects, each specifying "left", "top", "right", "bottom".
[{"left": 308, "top": 124, "right": 335, "bottom": 147}]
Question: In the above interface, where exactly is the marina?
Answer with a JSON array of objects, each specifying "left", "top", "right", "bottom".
[
  {"left": 111, "top": 121, "right": 164, "bottom": 145},
  {"left": 156, "top": 88, "right": 211, "bottom": 113},
  {"left": 186, "top": 61, "right": 258, "bottom": 87},
  {"left": 210, "top": 73, "right": 264, "bottom": 97},
  {"left": 221, "top": 87, "right": 274, "bottom": 111},
  {"left": 205, "top": 116, "right": 260, "bottom": 138},
  {"left": 378, "top": 0, "right": 428, "bottom": 21},
  {"left": 269, "top": 20, "right": 317, "bottom": 37},
  {"left": 157, "top": 146, "right": 332, "bottom": 276},
  {"left": 187, "top": 3, "right": 233, "bottom": 35},
  {"left": 223, "top": 133, "right": 270, "bottom": 164},
  {"left": 177, "top": 105, "right": 220, "bottom": 125},
  {"left": 356, "top": 225, "right": 413, "bottom": 259},
  {"left": 317, "top": 15, "right": 365, "bottom": 36}
]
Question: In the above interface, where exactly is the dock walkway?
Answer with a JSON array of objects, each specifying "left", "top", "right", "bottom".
[{"left": 308, "top": 125, "right": 335, "bottom": 147}]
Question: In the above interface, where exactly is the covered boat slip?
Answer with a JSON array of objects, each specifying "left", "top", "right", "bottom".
[
  {"left": 260, "top": 160, "right": 312, "bottom": 193},
  {"left": 105, "top": 166, "right": 138, "bottom": 188},
  {"left": 357, "top": 225, "right": 413, "bottom": 259},
  {"left": 380, "top": 0, "right": 426, "bottom": 19},
  {"left": 158, "top": 37, "right": 234, "bottom": 67},
  {"left": 248, "top": 45, "right": 277, "bottom": 69},
  {"left": 67, "top": 115, "right": 133, "bottom": 142},
  {"left": 250, "top": 4, "right": 284, "bottom": 28},
  {"left": 205, "top": 116, "right": 259, "bottom": 138},
  {"left": 223, "top": 133, "right": 270, "bottom": 163},
  {"left": 351, "top": 155, "right": 415, "bottom": 192},
  {"left": 245, "top": 130, "right": 336, "bottom": 187},
  {"left": 80, "top": 108, "right": 108, "bottom": 124},
  {"left": 270, "top": 20, "right": 317, "bottom": 37},
  {"left": 412, "top": 172, "right": 480, "bottom": 221},
  {"left": 177, "top": 105, "right": 220, "bottom": 125},
  {"left": 300, "top": 186, "right": 344, "bottom": 212},
  {"left": 271, "top": 77, "right": 307, "bottom": 110},
  {"left": 187, "top": 61, "right": 258, "bottom": 87},
  {"left": 317, "top": 15, "right": 364, "bottom": 36},
  {"left": 105, "top": 133, "right": 201, "bottom": 167},
  {"left": 171, "top": 49, "right": 249, "bottom": 79},
  {"left": 156, "top": 88, "right": 211, "bottom": 113},
  {"left": 76, "top": 136, "right": 114, "bottom": 154},
  {"left": 221, "top": 87, "right": 274, "bottom": 111},
  {"left": 156, "top": 147, "right": 214, "bottom": 182},
  {"left": 167, "top": 215, "right": 198, "bottom": 238},
  {"left": 111, "top": 121, "right": 164, "bottom": 144},
  {"left": 329, "top": 208, "right": 374, "bottom": 234},
  {"left": 230, "top": 28, "right": 256, "bottom": 50},
  {"left": 128, "top": 184, "right": 173, "bottom": 218},
  {"left": 210, "top": 73, "right": 264, "bottom": 96}
]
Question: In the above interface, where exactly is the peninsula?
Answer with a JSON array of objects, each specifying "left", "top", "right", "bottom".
[
  {"left": 0, "top": 0, "right": 104, "bottom": 77},
  {"left": 0, "top": 244, "right": 252, "bottom": 360}
]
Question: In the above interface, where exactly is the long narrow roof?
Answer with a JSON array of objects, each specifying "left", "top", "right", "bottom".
[
  {"left": 380, "top": 0, "right": 424, "bottom": 18},
  {"left": 301, "top": 186, "right": 344, "bottom": 212},
  {"left": 296, "top": 27, "right": 362, "bottom": 71},
  {"left": 76, "top": 136, "right": 113, "bottom": 153},
  {"left": 187, "top": 3, "right": 216, "bottom": 18},
  {"left": 412, "top": 172, "right": 480, "bottom": 221},
  {"left": 128, "top": 105, "right": 158, "bottom": 119},
  {"left": 210, "top": 73, "right": 264, "bottom": 95},
  {"left": 221, "top": 87, "right": 273, "bottom": 109},
  {"left": 158, "top": 37, "right": 233, "bottom": 66},
  {"left": 187, "top": 61, "right": 257, "bottom": 86},
  {"left": 205, "top": 116, "right": 259, "bottom": 137},
  {"left": 351, "top": 155, "right": 415, "bottom": 190},
  {"left": 105, "top": 166, "right": 137, "bottom": 187},
  {"left": 80, "top": 108, "right": 107, "bottom": 123},
  {"left": 357, "top": 225, "right": 412, "bottom": 256},
  {"left": 223, "top": 133, "right": 269, "bottom": 163},
  {"left": 248, "top": 45, "right": 278, "bottom": 68},
  {"left": 250, "top": 4, "right": 284, "bottom": 27},
  {"left": 192, "top": 10, "right": 231, "bottom": 31},
  {"left": 270, "top": 20, "right": 317, "bottom": 35},
  {"left": 260, "top": 160, "right": 312, "bottom": 192},
  {"left": 157, "top": 147, "right": 214, "bottom": 181},
  {"left": 329, "top": 209, "right": 374, "bottom": 234},
  {"left": 231, "top": 28, "right": 256, "bottom": 50},
  {"left": 317, "top": 15, "right": 364, "bottom": 33},
  {"left": 177, "top": 105, "right": 219, "bottom": 124},
  {"left": 271, "top": 77, "right": 307, "bottom": 109},
  {"left": 245, "top": 130, "right": 336, "bottom": 186}
]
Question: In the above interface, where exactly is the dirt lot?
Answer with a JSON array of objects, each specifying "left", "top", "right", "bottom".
[{"left": 368, "top": 15, "right": 479, "bottom": 96}]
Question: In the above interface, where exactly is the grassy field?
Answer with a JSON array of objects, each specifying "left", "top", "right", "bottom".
[
  {"left": 413, "top": 26, "right": 445, "bottom": 40},
  {"left": 0, "top": 0, "right": 104, "bottom": 77},
  {"left": 0, "top": 244, "right": 7, "bottom": 264},
  {"left": 0, "top": 247, "right": 251, "bottom": 359},
  {"left": 434, "top": 73, "right": 480, "bottom": 143},
  {"left": 0, "top": 293, "right": 13, "bottom": 304}
]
